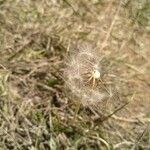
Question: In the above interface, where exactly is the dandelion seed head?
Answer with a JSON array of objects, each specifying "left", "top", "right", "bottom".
[{"left": 64, "top": 43, "right": 106, "bottom": 106}]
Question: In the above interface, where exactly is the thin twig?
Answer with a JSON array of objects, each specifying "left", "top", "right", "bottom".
[{"left": 100, "top": 1, "right": 122, "bottom": 51}]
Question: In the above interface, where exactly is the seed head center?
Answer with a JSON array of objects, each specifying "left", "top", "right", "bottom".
[{"left": 92, "top": 69, "right": 100, "bottom": 79}]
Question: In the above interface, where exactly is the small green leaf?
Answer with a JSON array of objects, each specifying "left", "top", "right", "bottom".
[{"left": 47, "top": 78, "right": 58, "bottom": 87}]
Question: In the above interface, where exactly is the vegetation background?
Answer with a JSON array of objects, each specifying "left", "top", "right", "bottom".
[{"left": 0, "top": 0, "right": 149, "bottom": 149}]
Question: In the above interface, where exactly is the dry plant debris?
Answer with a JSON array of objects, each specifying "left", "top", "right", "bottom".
[{"left": 0, "top": 0, "right": 149, "bottom": 149}]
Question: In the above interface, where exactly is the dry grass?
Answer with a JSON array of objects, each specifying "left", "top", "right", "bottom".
[{"left": 0, "top": 0, "right": 150, "bottom": 149}]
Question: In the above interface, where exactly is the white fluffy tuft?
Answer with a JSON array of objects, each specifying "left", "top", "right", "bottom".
[{"left": 64, "top": 43, "right": 107, "bottom": 106}]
